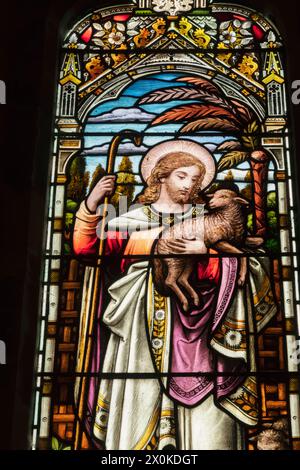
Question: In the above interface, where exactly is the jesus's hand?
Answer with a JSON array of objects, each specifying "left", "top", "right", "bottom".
[
  {"left": 165, "top": 239, "right": 208, "bottom": 255},
  {"left": 86, "top": 175, "right": 116, "bottom": 213}
]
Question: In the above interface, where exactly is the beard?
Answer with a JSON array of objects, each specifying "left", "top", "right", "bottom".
[{"left": 165, "top": 182, "right": 192, "bottom": 204}]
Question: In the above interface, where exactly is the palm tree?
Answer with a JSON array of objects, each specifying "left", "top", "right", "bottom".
[
  {"left": 139, "top": 76, "right": 267, "bottom": 173},
  {"left": 139, "top": 76, "right": 269, "bottom": 236}
]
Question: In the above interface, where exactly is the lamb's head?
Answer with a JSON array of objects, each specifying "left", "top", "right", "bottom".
[{"left": 206, "top": 189, "right": 249, "bottom": 211}]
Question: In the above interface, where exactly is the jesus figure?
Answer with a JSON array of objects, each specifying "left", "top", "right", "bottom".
[{"left": 73, "top": 140, "right": 276, "bottom": 450}]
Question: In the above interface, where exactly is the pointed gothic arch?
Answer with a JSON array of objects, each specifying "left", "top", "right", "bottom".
[{"left": 32, "top": 0, "right": 300, "bottom": 451}]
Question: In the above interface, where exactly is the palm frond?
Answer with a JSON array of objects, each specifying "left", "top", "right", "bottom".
[
  {"left": 248, "top": 121, "right": 260, "bottom": 133},
  {"left": 177, "top": 76, "right": 220, "bottom": 95},
  {"left": 139, "top": 87, "right": 234, "bottom": 110},
  {"left": 151, "top": 104, "right": 240, "bottom": 126},
  {"left": 180, "top": 118, "right": 239, "bottom": 133},
  {"left": 177, "top": 76, "right": 236, "bottom": 113},
  {"left": 217, "top": 151, "right": 250, "bottom": 172},
  {"left": 241, "top": 121, "right": 260, "bottom": 149},
  {"left": 198, "top": 94, "right": 237, "bottom": 109},
  {"left": 139, "top": 87, "right": 202, "bottom": 104},
  {"left": 216, "top": 141, "right": 242, "bottom": 152},
  {"left": 231, "top": 99, "right": 254, "bottom": 124},
  {"left": 242, "top": 135, "right": 260, "bottom": 150}
]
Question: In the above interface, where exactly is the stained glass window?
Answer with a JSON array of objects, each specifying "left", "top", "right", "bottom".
[{"left": 32, "top": 0, "right": 300, "bottom": 451}]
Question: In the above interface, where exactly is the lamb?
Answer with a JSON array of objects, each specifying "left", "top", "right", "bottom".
[{"left": 153, "top": 189, "right": 263, "bottom": 311}]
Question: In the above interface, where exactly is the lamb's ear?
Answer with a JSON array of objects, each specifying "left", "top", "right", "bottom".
[
  {"left": 234, "top": 197, "right": 249, "bottom": 206},
  {"left": 206, "top": 193, "right": 214, "bottom": 199}
]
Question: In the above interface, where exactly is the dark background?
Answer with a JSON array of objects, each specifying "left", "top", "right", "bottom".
[{"left": 0, "top": 0, "right": 299, "bottom": 450}]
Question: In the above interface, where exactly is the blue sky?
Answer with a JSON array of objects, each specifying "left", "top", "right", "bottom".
[
  {"left": 83, "top": 72, "right": 276, "bottom": 192},
  {"left": 84, "top": 72, "right": 231, "bottom": 141}
]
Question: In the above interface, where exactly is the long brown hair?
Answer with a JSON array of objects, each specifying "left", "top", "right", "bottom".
[{"left": 137, "top": 152, "right": 206, "bottom": 204}]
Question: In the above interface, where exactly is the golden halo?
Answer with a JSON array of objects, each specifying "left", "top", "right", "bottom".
[{"left": 141, "top": 139, "right": 216, "bottom": 191}]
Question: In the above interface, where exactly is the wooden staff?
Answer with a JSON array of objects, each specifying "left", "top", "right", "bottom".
[{"left": 75, "top": 130, "right": 142, "bottom": 449}]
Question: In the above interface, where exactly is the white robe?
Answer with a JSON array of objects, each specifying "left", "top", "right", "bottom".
[
  {"left": 93, "top": 261, "right": 246, "bottom": 450},
  {"left": 75, "top": 205, "right": 276, "bottom": 450}
]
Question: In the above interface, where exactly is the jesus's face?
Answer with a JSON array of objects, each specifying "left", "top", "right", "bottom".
[{"left": 161, "top": 165, "right": 202, "bottom": 204}]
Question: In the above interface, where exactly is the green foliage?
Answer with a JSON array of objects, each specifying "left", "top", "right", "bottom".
[
  {"left": 241, "top": 172, "right": 252, "bottom": 201},
  {"left": 52, "top": 437, "right": 60, "bottom": 450},
  {"left": 241, "top": 121, "right": 260, "bottom": 150},
  {"left": 89, "top": 163, "right": 106, "bottom": 194},
  {"left": 66, "top": 199, "right": 78, "bottom": 213},
  {"left": 265, "top": 238, "right": 280, "bottom": 254},
  {"left": 224, "top": 170, "right": 234, "bottom": 181},
  {"left": 64, "top": 243, "right": 71, "bottom": 255},
  {"left": 51, "top": 436, "right": 71, "bottom": 451},
  {"left": 65, "top": 212, "right": 74, "bottom": 230},
  {"left": 119, "top": 156, "right": 133, "bottom": 173},
  {"left": 241, "top": 185, "right": 252, "bottom": 201},
  {"left": 267, "top": 210, "right": 277, "bottom": 231},
  {"left": 67, "top": 157, "right": 90, "bottom": 203},
  {"left": 111, "top": 156, "right": 136, "bottom": 208},
  {"left": 218, "top": 151, "right": 249, "bottom": 172},
  {"left": 247, "top": 213, "right": 253, "bottom": 233},
  {"left": 265, "top": 191, "right": 279, "bottom": 253},
  {"left": 267, "top": 191, "right": 277, "bottom": 210},
  {"left": 65, "top": 200, "right": 77, "bottom": 254}
]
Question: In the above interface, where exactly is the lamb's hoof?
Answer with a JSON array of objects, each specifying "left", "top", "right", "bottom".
[
  {"left": 182, "top": 302, "right": 189, "bottom": 312},
  {"left": 193, "top": 297, "right": 199, "bottom": 307}
]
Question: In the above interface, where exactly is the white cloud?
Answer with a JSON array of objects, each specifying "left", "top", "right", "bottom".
[
  {"left": 203, "top": 144, "right": 217, "bottom": 152},
  {"left": 83, "top": 142, "right": 149, "bottom": 156},
  {"left": 88, "top": 107, "right": 156, "bottom": 123}
]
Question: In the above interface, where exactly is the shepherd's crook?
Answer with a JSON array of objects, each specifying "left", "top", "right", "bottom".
[{"left": 75, "top": 130, "right": 142, "bottom": 449}]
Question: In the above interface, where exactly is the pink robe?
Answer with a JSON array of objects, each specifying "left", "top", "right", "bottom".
[{"left": 73, "top": 203, "right": 245, "bottom": 441}]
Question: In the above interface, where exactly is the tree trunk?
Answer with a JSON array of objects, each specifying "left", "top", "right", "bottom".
[{"left": 250, "top": 149, "right": 270, "bottom": 237}]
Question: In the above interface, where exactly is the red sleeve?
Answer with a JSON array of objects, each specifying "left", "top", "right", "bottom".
[
  {"left": 73, "top": 201, "right": 127, "bottom": 260},
  {"left": 197, "top": 257, "right": 221, "bottom": 285},
  {"left": 104, "top": 231, "right": 128, "bottom": 256},
  {"left": 73, "top": 226, "right": 127, "bottom": 259}
]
